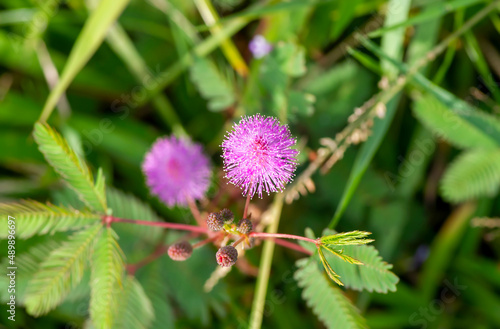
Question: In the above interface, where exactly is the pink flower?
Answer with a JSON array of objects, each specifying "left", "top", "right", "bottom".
[
  {"left": 221, "top": 114, "right": 298, "bottom": 198},
  {"left": 142, "top": 136, "right": 211, "bottom": 207}
]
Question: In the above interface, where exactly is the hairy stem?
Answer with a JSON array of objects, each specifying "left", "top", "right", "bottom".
[
  {"left": 249, "top": 232, "right": 318, "bottom": 244},
  {"left": 273, "top": 238, "right": 313, "bottom": 255},
  {"left": 187, "top": 196, "right": 204, "bottom": 226},
  {"left": 232, "top": 236, "right": 246, "bottom": 248},
  {"left": 127, "top": 244, "right": 168, "bottom": 275},
  {"left": 243, "top": 192, "right": 252, "bottom": 219},
  {"left": 193, "top": 235, "right": 220, "bottom": 248},
  {"left": 107, "top": 216, "right": 208, "bottom": 234}
]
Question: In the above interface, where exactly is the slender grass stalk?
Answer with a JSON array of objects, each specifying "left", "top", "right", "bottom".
[
  {"left": 194, "top": 0, "right": 249, "bottom": 77},
  {"left": 248, "top": 194, "right": 284, "bottom": 329}
]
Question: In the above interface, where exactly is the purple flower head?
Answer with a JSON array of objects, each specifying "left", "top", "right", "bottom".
[
  {"left": 249, "top": 35, "right": 272, "bottom": 59},
  {"left": 221, "top": 114, "right": 298, "bottom": 198},
  {"left": 142, "top": 136, "right": 211, "bottom": 207}
]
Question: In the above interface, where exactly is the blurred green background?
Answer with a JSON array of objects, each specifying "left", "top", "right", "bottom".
[{"left": 1, "top": 0, "right": 500, "bottom": 328}]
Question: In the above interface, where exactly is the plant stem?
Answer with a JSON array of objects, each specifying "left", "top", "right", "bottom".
[
  {"left": 108, "top": 216, "right": 208, "bottom": 234},
  {"left": 273, "top": 239, "right": 313, "bottom": 255},
  {"left": 249, "top": 232, "right": 318, "bottom": 244},
  {"left": 187, "top": 196, "right": 204, "bottom": 226},
  {"left": 232, "top": 236, "right": 246, "bottom": 247},
  {"left": 248, "top": 194, "right": 283, "bottom": 329},
  {"left": 243, "top": 192, "right": 251, "bottom": 219},
  {"left": 193, "top": 235, "right": 220, "bottom": 248},
  {"left": 127, "top": 244, "right": 168, "bottom": 275}
]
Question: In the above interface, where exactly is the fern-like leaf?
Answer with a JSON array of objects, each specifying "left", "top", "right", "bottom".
[
  {"left": 322, "top": 244, "right": 399, "bottom": 293},
  {"left": 412, "top": 95, "right": 498, "bottom": 150},
  {"left": 33, "top": 122, "right": 107, "bottom": 212},
  {"left": 114, "top": 275, "right": 154, "bottom": 329},
  {"left": 0, "top": 200, "right": 100, "bottom": 239},
  {"left": 441, "top": 149, "right": 500, "bottom": 202},
  {"left": 24, "top": 224, "right": 102, "bottom": 316},
  {"left": 0, "top": 239, "right": 61, "bottom": 303},
  {"left": 295, "top": 258, "right": 368, "bottom": 329},
  {"left": 90, "top": 227, "right": 125, "bottom": 329},
  {"left": 142, "top": 269, "right": 175, "bottom": 329},
  {"left": 189, "top": 58, "right": 235, "bottom": 111},
  {"left": 320, "top": 230, "right": 373, "bottom": 246},
  {"left": 106, "top": 187, "right": 162, "bottom": 240}
]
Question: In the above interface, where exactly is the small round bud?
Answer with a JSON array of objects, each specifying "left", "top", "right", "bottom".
[
  {"left": 216, "top": 245, "right": 238, "bottom": 267},
  {"left": 220, "top": 208, "right": 234, "bottom": 224},
  {"left": 168, "top": 241, "right": 193, "bottom": 261},
  {"left": 237, "top": 218, "right": 252, "bottom": 234},
  {"left": 207, "top": 212, "right": 224, "bottom": 231}
]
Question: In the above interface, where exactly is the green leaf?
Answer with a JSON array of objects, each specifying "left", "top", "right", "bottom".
[
  {"left": 369, "top": 0, "right": 487, "bottom": 38},
  {"left": 24, "top": 224, "right": 102, "bottom": 316},
  {"left": 139, "top": 262, "right": 175, "bottom": 329},
  {"left": 0, "top": 200, "right": 100, "bottom": 239},
  {"left": 90, "top": 228, "right": 125, "bottom": 329},
  {"left": 114, "top": 276, "right": 154, "bottom": 329},
  {"left": 275, "top": 42, "right": 306, "bottom": 77},
  {"left": 322, "top": 245, "right": 364, "bottom": 265},
  {"left": 189, "top": 57, "right": 236, "bottom": 111},
  {"left": 288, "top": 91, "right": 315, "bottom": 116},
  {"left": 320, "top": 230, "right": 373, "bottom": 246},
  {"left": 106, "top": 187, "right": 163, "bottom": 240},
  {"left": 317, "top": 246, "right": 344, "bottom": 286},
  {"left": 33, "top": 122, "right": 107, "bottom": 212},
  {"left": 412, "top": 94, "right": 499, "bottom": 150},
  {"left": 329, "top": 99, "right": 399, "bottom": 229},
  {"left": 106, "top": 188, "right": 163, "bottom": 262},
  {"left": 295, "top": 258, "right": 368, "bottom": 329},
  {"left": 360, "top": 36, "right": 500, "bottom": 148},
  {"left": 328, "top": 0, "right": 412, "bottom": 229},
  {"left": 0, "top": 239, "right": 61, "bottom": 303},
  {"left": 38, "top": 0, "right": 131, "bottom": 122},
  {"left": 321, "top": 244, "right": 399, "bottom": 293},
  {"left": 441, "top": 149, "right": 500, "bottom": 202}
]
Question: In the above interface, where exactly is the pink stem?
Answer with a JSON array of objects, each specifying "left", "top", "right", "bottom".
[
  {"left": 192, "top": 235, "right": 220, "bottom": 249},
  {"left": 243, "top": 192, "right": 251, "bottom": 219},
  {"left": 274, "top": 239, "right": 313, "bottom": 255},
  {"left": 187, "top": 197, "right": 204, "bottom": 226},
  {"left": 249, "top": 232, "right": 318, "bottom": 244},
  {"left": 127, "top": 245, "right": 168, "bottom": 275},
  {"left": 232, "top": 236, "right": 246, "bottom": 248},
  {"left": 108, "top": 216, "right": 208, "bottom": 234}
]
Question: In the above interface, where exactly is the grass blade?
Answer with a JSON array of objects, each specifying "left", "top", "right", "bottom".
[{"left": 39, "top": 0, "right": 130, "bottom": 122}]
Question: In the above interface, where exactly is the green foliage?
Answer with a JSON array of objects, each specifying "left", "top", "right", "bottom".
[
  {"left": 441, "top": 149, "right": 500, "bottom": 202},
  {"left": 106, "top": 187, "right": 162, "bottom": 241},
  {"left": 412, "top": 94, "right": 499, "bottom": 149},
  {"left": 24, "top": 224, "right": 102, "bottom": 316},
  {"left": 322, "top": 244, "right": 399, "bottom": 293},
  {"left": 90, "top": 228, "right": 125, "bottom": 329},
  {"left": 255, "top": 41, "right": 315, "bottom": 119},
  {"left": 3, "top": 0, "right": 500, "bottom": 327},
  {"left": 313, "top": 230, "right": 397, "bottom": 290},
  {"left": 295, "top": 258, "right": 368, "bottom": 329},
  {"left": 0, "top": 200, "right": 100, "bottom": 239},
  {"left": 33, "top": 123, "right": 107, "bottom": 212},
  {"left": 189, "top": 57, "right": 236, "bottom": 111},
  {"left": 0, "top": 240, "right": 61, "bottom": 303},
  {"left": 114, "top": 276, "right": 154, "bottom": 329},
  {"left": 140, "top": 263, "right": 175, "bottom": 329},
  {"left": 38, "top": 0, "right": 131, "bottom": 121},
  {"left": 320, "top": 231, "right": 374, "bottom": 246}
]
